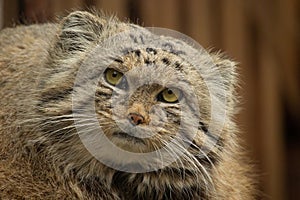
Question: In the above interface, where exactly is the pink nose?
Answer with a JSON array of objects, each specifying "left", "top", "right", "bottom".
[{"left": 128, "top": 113, "right": 145, "bottom": 126}]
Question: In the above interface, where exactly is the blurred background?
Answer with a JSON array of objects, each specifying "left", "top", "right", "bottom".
[{"left": 0, "top": 0, "right": 299, "bottom": 199}]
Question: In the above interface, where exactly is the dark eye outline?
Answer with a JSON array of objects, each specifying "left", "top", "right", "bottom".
[
  {"left": 157, "top": 88, "right": 182, "bottom": 103},
  {"left": 104, "top": 68, "right": 128, "bottom": 90}
]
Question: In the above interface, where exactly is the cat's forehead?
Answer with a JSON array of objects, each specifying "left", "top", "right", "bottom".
[
  {"left": 95, "top": 25, "right": 195, "bottom": 69},
  {"left": 110, "top": 48, "right": 186, "bottom": 72},
  {"left": 84, "top": 25, "right": 212, "bottom": 93}
]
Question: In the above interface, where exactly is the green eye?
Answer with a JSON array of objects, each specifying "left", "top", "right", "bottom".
[
  {"left": 157, "top": 88, "right": 182, "bottom": 103},
  {"left": 104, "top": 68, "right": 124, "bottom": 86}
]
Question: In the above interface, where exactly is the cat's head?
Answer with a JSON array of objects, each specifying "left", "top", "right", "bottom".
[{"left": 37, "top": 11, "right": 238, "bottom": 177}]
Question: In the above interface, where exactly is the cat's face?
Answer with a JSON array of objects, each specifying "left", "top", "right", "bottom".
[
  {"left": 70, "top": 28, "right": 222, "bottom": 172},
  {"left": 40, "top": 11, "right": 236, "bottom": 174},
  {"left": 94, "top": 48, "right": 208, "bottom": 154}
]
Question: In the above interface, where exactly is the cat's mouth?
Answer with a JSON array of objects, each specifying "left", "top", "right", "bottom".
[{"left": 112, "top": 131, "right": 146, "bottom": 144}]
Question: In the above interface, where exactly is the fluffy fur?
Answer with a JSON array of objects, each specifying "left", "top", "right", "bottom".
[{"left": 0, "top": 11, "right": 255, "bottom": 199}]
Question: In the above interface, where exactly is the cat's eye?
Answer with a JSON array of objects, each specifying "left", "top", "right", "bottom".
[
  {"left": 157, "top": 88, "right": 182, "bottom": 103},
  {"left": 104, "top": 68, "right": 124, "bottom": 86}
]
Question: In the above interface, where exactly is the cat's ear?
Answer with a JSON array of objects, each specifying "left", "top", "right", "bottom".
[
  {"left": 55, "top": 11, "right": 105, "bottom": 54},
  {"left": 215, "top": 56, "right": 238, "bottom": 88},
  {"left": 211, "top": 53, "right": 239, "bottom": 107}
]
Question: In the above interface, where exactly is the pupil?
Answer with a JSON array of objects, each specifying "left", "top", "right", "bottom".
[
  {"left": 112, "top": 71, "right": 118, "bottom": 78},
  {"left": 167, "top": 90, "right": 173, "bottom": 95}
]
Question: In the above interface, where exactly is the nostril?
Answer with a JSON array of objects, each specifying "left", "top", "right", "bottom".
[{"left": 128, "top": 113, "right": 145, "bottom": 126}]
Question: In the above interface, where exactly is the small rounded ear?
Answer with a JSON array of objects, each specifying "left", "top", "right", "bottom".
[
  {"left": 56, "top": 11, "right": 105, "bottom": 54},
  {"left": 210, "top": 53, "right": 239, "bottom": 108},
  {"left": 209, "top": 52, "right": 238, "bottom": 86}
]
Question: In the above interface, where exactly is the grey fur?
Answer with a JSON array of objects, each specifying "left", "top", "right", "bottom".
[{"left": 0, "top": 11, "right": 256, "bottom": 199}]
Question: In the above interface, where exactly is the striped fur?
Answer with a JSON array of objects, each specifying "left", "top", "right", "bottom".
[{"left": 0, "top": 11, "right": 256, "bottom": 199}]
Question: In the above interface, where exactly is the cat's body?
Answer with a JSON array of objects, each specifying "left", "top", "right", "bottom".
[{"left": 0, "top": 11, "right": 255, "bottom": 199}]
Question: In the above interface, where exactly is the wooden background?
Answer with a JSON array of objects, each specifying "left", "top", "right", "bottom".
[{"left": 0, "top": 0, "right": 299, "bottom": 199}]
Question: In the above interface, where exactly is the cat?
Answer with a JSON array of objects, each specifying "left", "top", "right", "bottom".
[{"left": 0, "top": 11, "right": 255, "bottom": 199}]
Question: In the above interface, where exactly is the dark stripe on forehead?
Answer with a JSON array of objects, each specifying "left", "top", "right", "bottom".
[
  {"left": 170, "top": 49, "right": 187, "bottom": 56},
  {"left": 162, "top": 42, "right": 174, "bottom": 51},
  {"left": 174, "top": 61, "right": 183, "bottom": 71},
  {"left": 144, "top": 59, "right": 152, "bottom": 65},
  {"left": 146, "top": 47, "right": 157, "bottom": 55},
  {"left": 121, "top": 47, "right": 134, "bottom": 54},
  {"left": 134, "top": 50, "right": 141, "bottom": 57},
  {"left": 139, "top": 35, "right": 145, "bottom": 44},
  {"left": 129, "top": 34, "right": 145, "bottom": 44},
  {"left": 158, "top": 49, "right": 186, "bottom": 73},
  {"left": 161, "top": 58, "right": 171, "bottom": 65},
  {"left": 129, "top": 34, "right": 138, "bottom": 43},
  {"left": 162, "top": 42, "right": 187, "bottom": 56}
]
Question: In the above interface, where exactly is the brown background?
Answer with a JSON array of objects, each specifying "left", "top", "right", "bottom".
[{"left": 0, "top": 0, "right": 299, "bottom": 199}]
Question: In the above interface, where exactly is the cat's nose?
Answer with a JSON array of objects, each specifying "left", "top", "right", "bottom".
[{"left": 128, "top": 113, "right": 145, "bottom": 126}]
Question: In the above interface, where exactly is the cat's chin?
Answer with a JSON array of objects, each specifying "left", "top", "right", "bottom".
[
  {"left": 112, "top": 131, "right": 145, "bottom": 144},
  {"left": 109, "top": 131, "right": 150, "bottom": 153}
]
